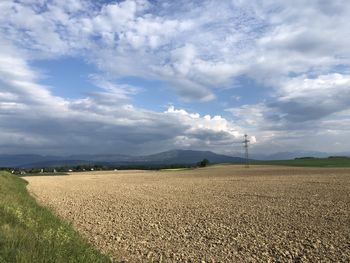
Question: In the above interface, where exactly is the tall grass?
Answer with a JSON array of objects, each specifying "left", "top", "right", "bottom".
[{"left": 0, "top": 171, "right": 111, "bottom": 263}]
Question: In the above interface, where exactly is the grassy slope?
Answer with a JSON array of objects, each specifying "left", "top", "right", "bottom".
[
  {"left": 252, "top": 157, "right": 350, "bottom": 167},
  {"left": 0, "top": 171, "right": 111, "bottom": 263}
]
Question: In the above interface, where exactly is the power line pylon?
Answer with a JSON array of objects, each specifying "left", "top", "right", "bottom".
[{"left": 242, "top": 134, "right": 250, "bottom": 168}]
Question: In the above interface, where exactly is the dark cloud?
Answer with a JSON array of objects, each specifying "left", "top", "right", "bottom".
[{"left": 1, "top": 0, "right": 350, "bottom": 155}]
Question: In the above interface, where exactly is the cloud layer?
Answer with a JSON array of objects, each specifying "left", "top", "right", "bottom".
[{"left": 0, "top": 0, "right": 349, "bottom": 155}]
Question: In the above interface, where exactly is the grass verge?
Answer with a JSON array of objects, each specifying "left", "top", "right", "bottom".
[{"left": 0, "top": 171, "right": 111, "bottom": 263}]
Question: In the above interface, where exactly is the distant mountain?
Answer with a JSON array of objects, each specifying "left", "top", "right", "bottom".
[
  {"left": 0, "top": 154, "right": 60, "bottom": 167},
  {"left": 19, "top": 160, "right": 109, "bottom": 168},
  {"left": 132, "top": 150, "right": 244, "bottom": 164},
  {"left": 66, "top": 154, "right": 132, "bottom": 163},
  {"left": 4, "top": 149, "right": 348, "bottom": 168},
  {"left": 0, "top": 150, "right": 245, "bottom": 168}
]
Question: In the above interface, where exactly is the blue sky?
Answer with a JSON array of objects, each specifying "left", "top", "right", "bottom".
[
  {"left": 32, "top": 58, "right": 97, "bottom": 99},
  {"left": 0, "top": 0, "right": 350, "bottom": 156}
]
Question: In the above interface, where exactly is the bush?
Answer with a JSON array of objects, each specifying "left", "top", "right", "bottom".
[{"left": 197, "top": 159, "right": 209, "bottom": 167}]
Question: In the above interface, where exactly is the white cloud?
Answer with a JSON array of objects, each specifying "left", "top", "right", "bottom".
[
  {"left": 226, "top": 104, "right": 268, "bottom": 128},
  {"left": 1, "top": 0, "right": 350, "bottom": 155},
  {"left": 166, "top": 106, "right": 241, "bottom": 138},
  {"left": 226, "top": 73, "right": 350, "bottom": 153},
  {"left": 0, "top": 0, "right": 263, "bottom": 100},
  {"left": 0, "top": 38, "right": 243, "bottom": 154},
  {"left": 279, "top": 74, "right": 350, "bottom": 100},
  {"left": 268, "top": 74, "right": 350, "bottom": 122}
]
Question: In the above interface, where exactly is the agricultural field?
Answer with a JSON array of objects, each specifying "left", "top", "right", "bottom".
[
  {"left": 253, "top": 157, "right": 350, "bottom": 167},
  {"left": 0, "top": 171, "right": 110, "bottom": 263},
  {"left": 25, "top": 165, "right": 350, "bottom": 262}
]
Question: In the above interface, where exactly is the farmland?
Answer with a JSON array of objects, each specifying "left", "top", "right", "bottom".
[
  {"left": 25, "top": 165, "right": 350, "bottom": 262},
  {"left": 253, "top": 157, "right": 350, "bottom": 167},
  {"left": 0, "top": 171, "right": 110, "bottom": 263}
]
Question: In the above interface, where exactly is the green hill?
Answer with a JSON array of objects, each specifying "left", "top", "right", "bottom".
[{"left": 253, "top": 157, "right": 350, "bottom": 167}]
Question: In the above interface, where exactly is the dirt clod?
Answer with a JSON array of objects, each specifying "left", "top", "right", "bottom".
[{"left": 25, "top": 166, "right": 350, "bottom": 262}]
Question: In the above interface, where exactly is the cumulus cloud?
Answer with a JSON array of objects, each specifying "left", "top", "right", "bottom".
[
  {"left": 226, "top": 73, "right": 350, "bottom": 153},
  {"left": 1, "top": 0, "right": 350, "bottom": 155},
  {"left": 0, "top": 0, "right": 262, "bottom": 101},
  {"left": 2, "top": 0, "right": 350, "bottom": 90},
  {"left": 0, "top": 38, "right": 242, "bottom": 155},
  {"left": 268, "top": 74, "right": 350, "bottom": 122},
  {"left": 233, "top": 73, "right": 350, "bottom": 128}
]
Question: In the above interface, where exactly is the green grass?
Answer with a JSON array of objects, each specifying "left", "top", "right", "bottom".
[
  {"left": 0, "top": 171, "right": 112, "bottom": 263},
  {"left": 252, "top": 157, "right": 350, "bottom": 167}
]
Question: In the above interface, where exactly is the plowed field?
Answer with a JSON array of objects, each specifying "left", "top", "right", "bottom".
[{"left": 25, "top": 166, "right": 350, "bottom": 262}]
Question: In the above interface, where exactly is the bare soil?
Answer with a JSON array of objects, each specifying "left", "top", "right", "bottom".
[{"left": 25, "top": 165, "right": 350, "bottom": 262}]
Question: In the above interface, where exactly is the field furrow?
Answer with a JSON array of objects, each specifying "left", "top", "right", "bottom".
[{"left": 25, "top": 166, "right": 350, "bottom": 262}]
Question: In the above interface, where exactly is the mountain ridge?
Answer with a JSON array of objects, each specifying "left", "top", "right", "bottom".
[
  {"left": 2, "top": 149, "right": 349, "bottom": 168},
  {"left": 0, "top": 149, "right": 245, "bottom": 168}
]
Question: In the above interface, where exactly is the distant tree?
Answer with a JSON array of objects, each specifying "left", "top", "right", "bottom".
[{"left": 198, "top": 158, "right": 209, "bottom": 167}]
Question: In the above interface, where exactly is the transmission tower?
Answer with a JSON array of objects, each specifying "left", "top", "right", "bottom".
[{"left": 242, "top": 134, "right": 250, "bottom": 168}]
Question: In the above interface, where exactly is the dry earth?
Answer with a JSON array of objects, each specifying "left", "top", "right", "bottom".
[{"left": 25, "top": 165, "right": 350, "bottom": 262}]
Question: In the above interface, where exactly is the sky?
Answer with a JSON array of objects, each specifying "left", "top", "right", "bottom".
[{"left": 0, "top": 0, "right": 350, "bottom": 156}]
